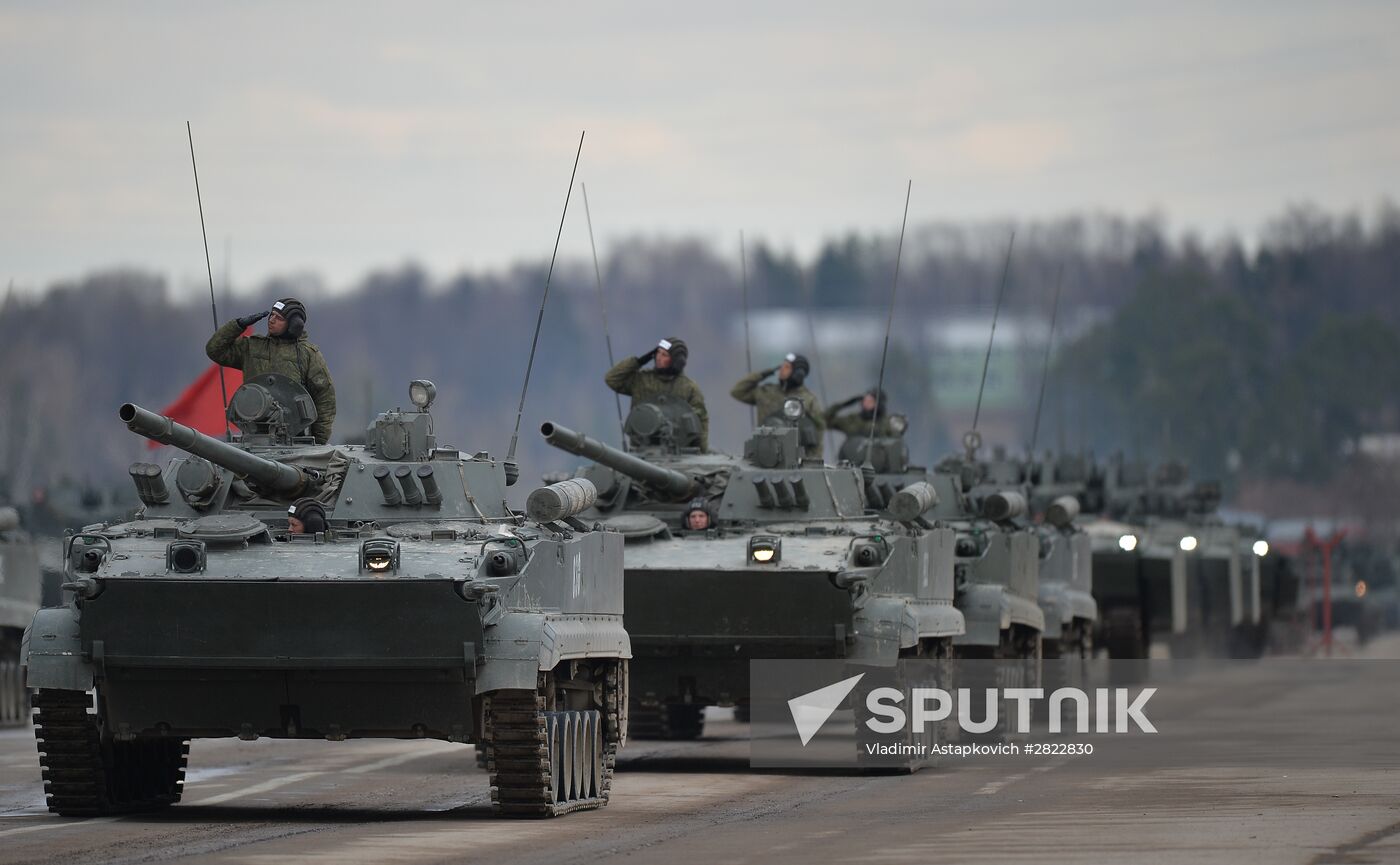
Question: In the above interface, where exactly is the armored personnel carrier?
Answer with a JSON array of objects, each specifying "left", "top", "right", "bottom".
[
  {"left": 22, "top": 375, "right": 629, "bottom": 817},
  {"left": 1085, "top": 457, "right": 1262, "bottom": 657},
  {"left": 838, "top": 424, "right": 1044, "bottom": 665},
  {"left": 542, "top": 393, "right": 962, "bottom": 753},
  {"left": 1, "top": 505, "right": 42, "bottom": 725},
  {"left": 977, "top": 448, "right": 1097, "bottom": 658}
]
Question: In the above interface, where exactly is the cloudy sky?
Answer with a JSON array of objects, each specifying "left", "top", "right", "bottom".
[{"left": 2, "top": 1, "right": 1397, "bottom": 293}]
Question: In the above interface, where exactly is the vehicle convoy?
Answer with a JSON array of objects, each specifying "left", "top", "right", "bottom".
[
  {"left": 21, "top": 375, "right": 629, "bottom": 817},
  {"left": 1082, "top": 456, "right": 1266, "bottom": 657},
  {"left": 1015, "top": 452, "right": 1098, "bottom": 658},
  {"left": 846, "top": 424, "right": 1045, "bottom": 667},
  {"left": 1, "top": 504, "right": 43, "bottom": 725},
  {"left": 542, "top": 393, "right": 963, "bottom": 755}
]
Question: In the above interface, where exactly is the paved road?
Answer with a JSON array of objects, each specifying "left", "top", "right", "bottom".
[{"left": 1, "top": 640, "right": 1397, "bottom": 864}]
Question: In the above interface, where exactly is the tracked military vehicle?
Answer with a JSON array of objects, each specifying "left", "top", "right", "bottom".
[
  {"left": 542, "top": 393, "right": 962, "bottom": 755},
  {"left": 22, "top": 375, "right": 629, "bottom": 817},
  {"left": 1, "top": 505, "right": 42, "bottom": 725},
  {"left": 836, "top": 423, "right": 1044, "bottom": 665},
  {"left": 1084, "top": 456, "right": 1261, "bottom": 657},
  {"left": 975, "top": 447, "right": 1097, "bottom": 659}
]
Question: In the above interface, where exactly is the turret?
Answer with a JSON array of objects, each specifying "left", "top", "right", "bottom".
[{"left": 541, "top": 422, "right": 700, "bottom": 500}]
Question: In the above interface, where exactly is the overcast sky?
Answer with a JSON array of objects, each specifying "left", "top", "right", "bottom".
[{"left": 2, "top": 1, "right": 1397, "bottom": 294}]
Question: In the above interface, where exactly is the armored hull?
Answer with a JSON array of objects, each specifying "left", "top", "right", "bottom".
[
  {"left": 23, "top": 378, "right": 630, "bottom": 818},
  {"left": 544, "top": 414, "right": 962, "bottom": 753}
]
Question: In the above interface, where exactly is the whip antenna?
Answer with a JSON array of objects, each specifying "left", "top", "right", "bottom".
[
  {"left": 1027, "top": 263, "right": 1064, "bottom": 459},
  {"left": 867, "top": 180, "right": 913, "bottom": 453},
  {"left": 740, "top": 231, "right": 755, "bottom": 425},
  {"left": 582, "top": 182, "right": 625, "bottom": 447},
  {"left": 186, "top": 121, "right": 231, "bottom": 440},
  {"left": 507, "top": 130, "right": 585, "bottom": 465},
  {"left": 971, "top": 231, "right": 1016, "bottom": 436},
  {"left": 799, "top": 269, "right": 831, "bottom": 452}
]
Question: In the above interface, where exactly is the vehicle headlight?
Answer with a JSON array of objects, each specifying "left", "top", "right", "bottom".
[
  {"left": 887, "top": 414, "right": 908, "bottom": 435},
  {"left": 782, "top": 398, "right": 803, "bottom": 420},
  {"left": 360, "top": 539, "right": 400, "bottom": 574},
  {"left": 1118, "top": 533, "right": 1138, "bottom": 552},
  {"left": 409, "top": 379, "right": 437, "bottom": 409},
  {"left": 1252, "top": 540, "right": 1269, "bottom": 557},
  {"left": 748, "top": 535, "right": 782, "bottom": 564},
  {"left": 1179, "top": 535, "right": 1198, "bottom": 552}
]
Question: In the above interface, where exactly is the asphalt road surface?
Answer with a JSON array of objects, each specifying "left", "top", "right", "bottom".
[{"left": 1, "top": 639, "right": 1397, "bottom": 865}]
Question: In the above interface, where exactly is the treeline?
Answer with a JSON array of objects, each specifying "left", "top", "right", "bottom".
[{"left": 1, "top": 205, "right": 1397, "bottom": 505}]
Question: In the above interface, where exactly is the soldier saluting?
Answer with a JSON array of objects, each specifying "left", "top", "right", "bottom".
[
  {"left": 730, "top": 352, "right": 825, "bottom": 459},
  {"left": 605, "top": 337, "right": 709, "bottom": 451},
  {"left": 206, "top": 297, "right": 337, "bottom": 444},
  {"left": 825, "top": 388, "right": 900, "bottom": 440}
]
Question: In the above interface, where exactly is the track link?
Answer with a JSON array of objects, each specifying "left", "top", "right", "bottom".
[
  {"left": 483, "top": 661, "right": 623, "bottom": 818},
  {"left": 33, "top": 689, "right": 187, "bottom": 816}
]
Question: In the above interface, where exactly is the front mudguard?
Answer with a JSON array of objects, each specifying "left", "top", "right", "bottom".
[
  {"left": 954, "top": 584, "right": 1047, "bottom": 646},
  {"left": 851, "top": 597, "right": 966, "bottom": 663},
  {"left": 21, "top": 606, "right": 92, "bottom": 692},
  {"left": 476, "top": 611, "right": 631, "bottom": 694}
]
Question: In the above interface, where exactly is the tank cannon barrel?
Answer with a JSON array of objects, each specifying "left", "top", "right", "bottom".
[
  {"left": 540, "top": 422, "right": 699, "bottom": 500},
  {"left": 119, "top": 403, "right": 311, "bottom": 495}
]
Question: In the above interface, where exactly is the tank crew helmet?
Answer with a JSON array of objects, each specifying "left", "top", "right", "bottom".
[
  {"left": 287, "top": 497, "right": 327, "bottom": 534},
  {"left": 656, "top": 337, "right": 688, "bottom": 377},
  {"left": 862, "top": 387, "right": 888, "bottom": 419},
  {"left": 271, "top": 298, "right": 308, "bottom": 339},
  {"left": 782, "top": 352, "right": 810, "bottom": 389}
]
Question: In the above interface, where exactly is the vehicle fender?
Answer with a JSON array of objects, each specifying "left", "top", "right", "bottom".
[{"left": 21, "top": 606, "right": 93, "bottom": 692}]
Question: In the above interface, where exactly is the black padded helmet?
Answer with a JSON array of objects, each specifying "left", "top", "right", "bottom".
[
  {"left": 657, "top": 337, "right": 688, "bottom": 376},
  {"left": 271, "top": 297, "right": 307, "bottom": 338}
]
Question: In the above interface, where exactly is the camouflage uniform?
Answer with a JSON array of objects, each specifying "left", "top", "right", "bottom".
[
  {"left": 729, "top": 371, "right": 826, "bottom": 459},
  {"left": 206, "top": 320, "right": 337, "bottom": 444},
  {"left": 605, "top": 357, "right": 709, "bottom": 451},
  {"left": 825, "top": 408, "right": 900, "bottom": 439}
]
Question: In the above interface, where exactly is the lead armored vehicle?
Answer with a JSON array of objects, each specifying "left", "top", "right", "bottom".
[
  {"left": 1, "top": 504, "right": 42, "bottom": 724},
  {"left": 542, "top": 394, "right": 962, "bottom": 753},
  {"left": 22, "top": 375, "right": 629, "bottom": 817}
]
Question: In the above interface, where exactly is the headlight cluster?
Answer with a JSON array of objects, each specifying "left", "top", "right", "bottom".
[
  {"left": 748, "top": 535, "right": 782, "bottom": 564},
  {"left": 360, "top": 539, "right": 400, "bottom": 574},
  {"left": 1117, "top": 533, "right": 1138, "bottom": 552}
]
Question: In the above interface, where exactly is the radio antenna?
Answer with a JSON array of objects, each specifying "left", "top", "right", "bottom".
[
  {"left": 799, "top": 269, "right": 832, "bottom": 453},
  {"left": 740, "top": 231, "right": 756, "bottom": 426},
  {"left": 506, "top": 130, "right": 585, "bottom": 466},
  {"left": 186, "top": 121, "right": 231, "bottom": 440},
  {"left": 867, "top": 181, "right": 913, "bottom": 453},
  {"left": 971, "top": 231, "right": 1016, "bottom": 435},
  {"left": 581, "top": 182, "right": 625, "bottom": 447},
  {"left": 1027, "top": 263, "right": 1064, "bottom": 459}
]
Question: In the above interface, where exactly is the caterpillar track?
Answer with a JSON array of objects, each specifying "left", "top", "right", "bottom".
[
  {"left": 33, "top": 689, "right": 187, "bottom": 816},
  {"left": 483, "top": 661, "right": 625, "bottom": 817}
]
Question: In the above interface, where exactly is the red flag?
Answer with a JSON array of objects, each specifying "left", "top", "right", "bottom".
[{"left": 147, "top": 364, "right": 243, "bottom": 449}]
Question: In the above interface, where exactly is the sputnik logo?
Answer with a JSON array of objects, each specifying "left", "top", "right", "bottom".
[{"left": 787, "top": 673, "right": 865, "bottom": 745}]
